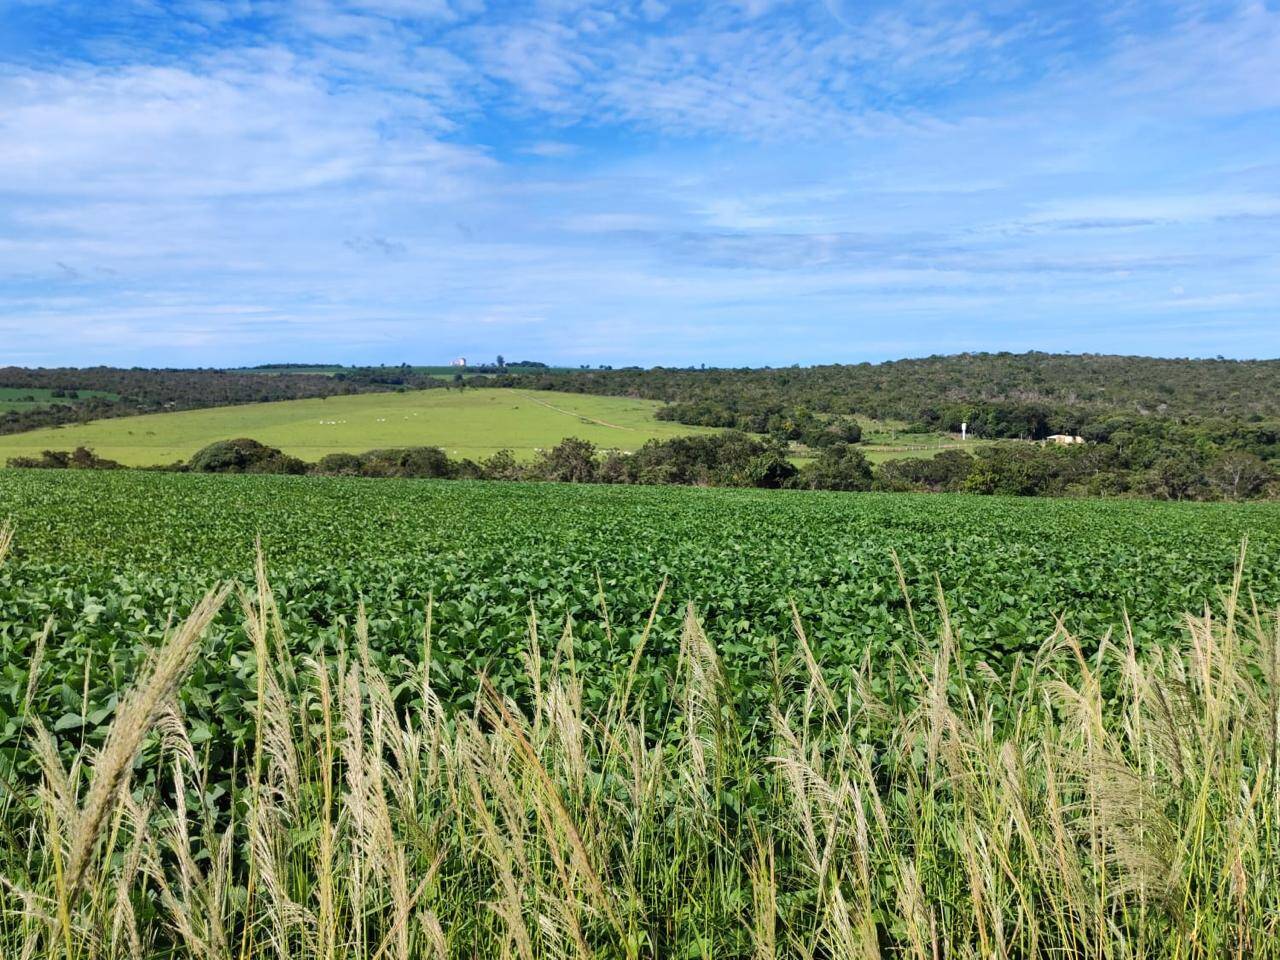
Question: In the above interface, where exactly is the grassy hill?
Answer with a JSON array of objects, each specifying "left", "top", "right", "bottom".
[{"left": 0, "top": 389, "right": 720, "bottom": 466}]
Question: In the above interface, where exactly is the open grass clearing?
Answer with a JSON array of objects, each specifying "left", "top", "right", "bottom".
[{"left": 0, "top": 388, "right": 720, "bottom": 465}]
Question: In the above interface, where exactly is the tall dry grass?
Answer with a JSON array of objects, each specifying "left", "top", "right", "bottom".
[{"left": 1, "top": 534, "right": 1278, "bottom": 958}]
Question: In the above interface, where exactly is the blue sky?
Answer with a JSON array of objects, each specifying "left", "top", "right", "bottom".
[{"left": 1, "top": 0, "right": 1277, "bottom": 367}]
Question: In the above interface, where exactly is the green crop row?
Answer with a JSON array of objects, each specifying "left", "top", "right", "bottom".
[
  {"left": 1, "top": 471, "right": 1279, "bottom": 958},
  {"left": 1, "top": 469, "right": 1279, "bottom": 779}
]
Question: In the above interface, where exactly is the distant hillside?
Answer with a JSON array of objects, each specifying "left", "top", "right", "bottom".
[
  {"left": 0, "top": 363, "right": 557, "bottom": 436},
  {"left": 4, "top": 354, "right": 1279, "bottom": 499},
  {"left": 0, "top": 389, "right": 718, "bottom": 466},
  {"left": 0, "top": 366, "right": 421, "bottom": 436},
  {"left": 496, "top": 352, "right": 1280, "bottom": 438}
]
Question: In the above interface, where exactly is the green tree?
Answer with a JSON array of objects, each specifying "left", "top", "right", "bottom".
[
  {"left": 189, "top": 438, "right": 304, "bottom": 474},
  {"left": 793, "top": 444, "right": 872, "bottom": 491},
  {"left": 1142, "top": 452, "right": 1208, "bottom": 501},
  {"left": 359, "top": 447, "right": 455, "bottom": 479},
  {"left": 1208, "top": 451, "right": 1271, "bottom": 500},
  {"left": 963, "top": 446, "right": 1058, "bottom": 496},
  {"left": 480, "top": 449, "right": 523, "bottom": 481},
  {"left": 745, "top": 451, "right": 799, "bottom": 489},
  {"left": 535, "top": 438, "right": 599, "bottom": 483},
  {"left": 315, "top": 452, "right": 363, "bottom": 475}
]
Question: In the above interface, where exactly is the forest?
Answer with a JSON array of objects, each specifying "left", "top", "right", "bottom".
[
  {"left": 495, "top": 352, "right": 1280, "bottom": 431},
  {"left": 491, "top": 352, "right": 1280, "bottom": 498}
]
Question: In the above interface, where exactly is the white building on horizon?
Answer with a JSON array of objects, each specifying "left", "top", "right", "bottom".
[{"left": 451, "top": 357, "right": 467, "bottom": 367}]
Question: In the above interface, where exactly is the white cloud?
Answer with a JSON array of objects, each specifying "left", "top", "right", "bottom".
[
  {"left": 0, "top": 0, "right": 1278, "bottom": 365},
  {"left": 0, "top": 55, "right": 482, "bottom": 198},
  {"left": 521, "top": 140, "right": 580, "bottom": 158}
]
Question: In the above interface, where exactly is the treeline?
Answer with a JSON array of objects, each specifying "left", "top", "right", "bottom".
[
  {"left": 496, "top": 352, "right": 1280, "bottom": 437},
  {"left": 177, "top": 434, "right": 811, "bottom": 488},
  {"left": 878, "top": 445, "right": 1275, "bottom": 499},
  {"left": 0, "top": 367, "right": 426, "bottom": 436},
  {"left": 7, "top": 435, "right": 823, "bottom": 488},
  {"left": 330, "top": 360, "right": 549, "bottom": 384},
  {"left": 654, "top": 403, "right": 863, "bottom": 447},
  {"left": 13, "top": 434, "right": 1277, "bottom": 500}
]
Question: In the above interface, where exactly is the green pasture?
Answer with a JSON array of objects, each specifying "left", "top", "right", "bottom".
[{"left": 0, "top": 388, "right": 719, "bottom": 465}]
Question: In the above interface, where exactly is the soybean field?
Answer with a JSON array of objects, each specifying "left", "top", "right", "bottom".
[
  {"left": 4, "top": 469, "right": 1280, "bottom": 959},
  {"left": 2, "top": 469, "right": 1278, "bottom": 739}
]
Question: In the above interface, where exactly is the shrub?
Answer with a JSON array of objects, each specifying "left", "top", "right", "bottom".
[
  {"left": 963, "top": 445, "right": 1062, "bottom": 496},
  {"left": 479, "top": 449, "right": 524, "bottom": 481},
  {"left": 875, "top": 449, "right": 974, "bottom": 493},
  {"left": 533, "top": 437, "right": 599, "bottom": 483},
  {"left": 7, "top": 447, "right": 122, "bottom": 470},
  {"left": 189, "top": 438, "right": 292, "bottom": 473},
  {"left": 358, "top": 446, "right": 455, "bottom": 479},
  {"left": 245, "top": 454, "right": 307, "bottom": 475},
  {"left": 743, "top": 451, "right": 799, "bottom": 488},
  {"left": 315, "top": 452, "right": 364, "bottom": 476},
  {"left": 792, "top": 443, "right": 872, "bottom": 491},
  {"left": 453, "top": 458, "right": 484, "bottom": 480}
]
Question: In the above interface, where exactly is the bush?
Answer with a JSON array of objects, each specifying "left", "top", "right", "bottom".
[
  {"left": 314, "top": 452, "right": 364, "bottom": 476},
  {"left": 630, "top": 432, "right": 770, "bottom": 486},
  {"left": 963, "top": 445, "right": 1063, "bottom": 496},
  {"left": 874, "top": 449, "right": 974, "bottom": 493},
  {"left": 743, "top": 451, "right": 799, "bottom": 489},
  {"left": 792, "top": 444, "right": 872, "bottom": 491},
  {"left": 533, "top": 438, "right": 598, "bottom": 483},
  {"left": 480, "top": 449, "right": 524, "bottom": 481},
  {"left": 247, "top": 454, "right": 307, "bottom": 475},
  {"left": 7, "top": 447, "right": 123, "bottom": 470},
  {"left": 358, "top": 447, "right": 455, "bottom": 479},
  {"left": 1139, "top": 452, "right": 1210, "bottom": 501},
  {"left": 798, "top": 418, "right": 862, "bottom": 448},
  {"left": 188, "top": 438, "right": 301, "bottom": 474},
  {"left": 596, "top": 450, "right": 632, "bottom": 484}
]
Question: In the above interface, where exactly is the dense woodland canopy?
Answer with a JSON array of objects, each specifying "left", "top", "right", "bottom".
[
  {"left": 485, "top": 353, "right": 1280, "bottom": 499},
  {"left": 496, "top": 352, "right": 1280, "bottom": 434}
]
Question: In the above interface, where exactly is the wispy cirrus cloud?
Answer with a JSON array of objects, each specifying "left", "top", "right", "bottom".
[{"left": 0, "top": 0, "right": 1277, "bottom": 365}]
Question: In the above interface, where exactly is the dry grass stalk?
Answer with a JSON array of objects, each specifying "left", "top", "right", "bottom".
[
  {"left": 64, "top": 585, "right": 229, "bottom": 897},
  {"left": 8, "top": 550, "right": 1280, "bottom": 960}
]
